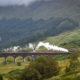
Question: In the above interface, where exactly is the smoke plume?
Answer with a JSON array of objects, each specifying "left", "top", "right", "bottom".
[
  {"left": 29, "top": 43, "right": 35, "bottom": 50},
  {"left": 35, "top": 42, "right": 68, "bottom": 52}
]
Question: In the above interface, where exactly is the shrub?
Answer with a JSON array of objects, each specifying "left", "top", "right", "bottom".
[
  {"left": 20, "top": 68, "right": 42, "bottom": 80},
  {"left": 76, "top": 75, "right": 80, "bottom": 80},
  {"left": 8, "top": 69, "right": 21, "bottom": 75},
  {"left": 11, "top": 56, "right": 60, "bottom": 80},
  {"left": 27, "top": 56, "right": 32, "bottom": 61},
  {"left": 0, "top": 74, "right": 3, "bottom": 80},
  {"left": 65, "top": 66, "right": 70, "bottom": 73},
  {"left": 17, "top": 62, "right": 21, "bottom": 66}
]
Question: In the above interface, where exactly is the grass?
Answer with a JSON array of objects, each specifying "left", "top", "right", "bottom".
[
  {"left": 3, "top": 77, "right": 8, "bottom": 80},
  {"left": 0, "top": 54, "right": 76, "bottom": 74},
  {"left": 0, "top": 53, "right": 79, "bottom": 80},
  {"left": 0, "top": 55, "right": 70, "bottom": 80},
  {"left": 0, "top": 57, "right": 29, "bottom": 74},
  {"left": 44, "top": 28, "right": 80, "bottom": 46},
  {"left": 0, "top": 55, "right": 69, "bottom": 74},
  {"left": 0, "top": 55, "right": 80, "bottom": 80}
]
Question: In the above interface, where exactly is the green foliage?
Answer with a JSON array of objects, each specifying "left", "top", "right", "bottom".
[
  {"left": 19, "top": 56, "right": 59, "bottom": 80},
  {"left": 65, "top": 66, "right": 70, "bottom": 73},
  {"left": 61, "top": 77, "right": 74, "bottom": 80},
  {"left": 5, "top": 59, "right": 13, "bottom": 64},
  {"left": 55, "top": 55, "right": 69, "bottom": 61},
  {"left": 27, "top": 56, "right": 32, "bottom": 61},
  {"left": 0, "top": 74, "right": 3, "bottom": 80},
  {"left": 57, "top": 20, "right": 75, "bottom": 32},
  {"left": 17, "top": 62, "right": 21, "bottom": 66},
  {"left": 20, "top": 68, "right": 41, "bottom": 80},
  {"left": 35, "top": 56, "right": 47, "bottom": 64},
  {"left": 69, "top": 52, "right": 79, "bottom": 62},
  {"left": 7, "top": 75, "right": 20, "bottom": 80},
  {"left": 76, "top": 76, "right": 80, "bottom": 80},
  {"left": 65, "top": 52, "right": 80, "bottom": 80},
  {"left": 69, "top": 52, "right": 79, "bottom": 71},
  {"left": 18, "top": 48, "right": 33, "bottom": 52},
  {"left": 0, "top": 0, "right": 80, "bottom": 49},
  {"left": 61, "top": 39, "right": 80, "bottom": 47},
  {"left": 44, "top": 57, "right": 59, "bottom": 78},
  {"left": 8, "top": 69, "right": 22, "bottom": 75},
  {"left": 0, "top": 17, "right": 79, "bottom": 48},
  {"left": 6, "top": 69, "right": 22, "bottom": 80}
]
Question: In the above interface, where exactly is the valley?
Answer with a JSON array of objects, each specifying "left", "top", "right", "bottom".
[{"left": 0, "top": 0, "right": 80, "bottom": 80}]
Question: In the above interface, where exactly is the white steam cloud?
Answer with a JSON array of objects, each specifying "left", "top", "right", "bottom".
[
  {"left": 3, "top": 42, "right": 69, "bottom": 52},
  {"left": 4, "top": 46, "right": 20, "bottom": 52},
  {"left": 12, "top": 46, "right": 20, "bottom": 51},
  {"left": 29, "top": 43, "right": 35, "bottom": 50},
  {"left": 35, "top": 42, "right": 68, "bottom": 52}
]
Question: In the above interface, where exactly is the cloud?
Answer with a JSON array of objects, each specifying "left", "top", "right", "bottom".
[
  {"left": 0, "top": 0, "right": 67, "bottom": 6},
  {"left": 0, "top": 0, "right": 37, "bottom": 6}
]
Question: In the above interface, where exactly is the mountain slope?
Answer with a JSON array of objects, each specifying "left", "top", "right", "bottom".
[
  {"left": 44, "top": 28, "right": 80, "bottom": 46},
  {"left": 0, "top": 0, "right": 80, "bottom": 22},
  {"left": 0, "top": 0, "right": 80, "bottom": 49},
  {"left": 0, "top": 17, "right": 79, "bottom": 48}
]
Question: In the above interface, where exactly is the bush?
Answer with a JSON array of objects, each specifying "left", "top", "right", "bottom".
[
  {"left": 17, "top": 62, "right": 21, "bottom": 66},
  {"left": 27, "top": 56, "right": 32, "bottom": 61},
  {"left": 8, "top": 69, "right": 22, "bottom": 75},
  {"left": 0, "top": 74, "right": 3, "bottom": 80},
  {"left": 11, "top": 56, "right": 60, "bottom": 80},
  {"left": 65, "top": 66, "right": 70, "bottom": 73},
  {"left": 76, "top": 76, "right": 80, "bottom": 80},
  {"left": 20, "top": 68, "right": 41, "bottom": 80}
]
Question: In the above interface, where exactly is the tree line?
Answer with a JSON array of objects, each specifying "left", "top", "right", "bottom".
[{"left": 0, "top": 17, "right": 79, "bottom": 48}]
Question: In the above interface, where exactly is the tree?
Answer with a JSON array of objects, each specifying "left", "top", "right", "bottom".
[
  {"left": 16, "top": 56, "right": 60, "bottom": 80},
  {"left": 35, "top": 56, "right": 47, "bottom": 64},
  {"left": 35, "top": 63, "right": 45, "bottom": 76},
  {"left": 69, "top": 52, "right": 79, "bottom": 70},
  {"left": 17, "top": 62, "right": 21, "bottom": 66},
  {"left": 44, "top": 56, "right": 59, "bottom": 78},
  {"left": 69, "top": 52, "right": 79, "bottom": 80},
  {"left": 20, "top": 68, "right": 41, "bottom": 80}
]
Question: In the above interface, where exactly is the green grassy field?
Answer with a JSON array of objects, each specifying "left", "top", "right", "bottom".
[
  {"left": 0, "top": 55, "right": 80, "bottom": 80},
  {"left": 0, "top": 56, "right": 30, "bottom": 80},
  {"left": 0, "top": 56, "right": 68, "bottom": 80},
  {"left": 1, "top": 53, "right": 80, "bottom": 80},
  {"left": 44, "top": 57, "right": 80, "bottom": 80},
  {"left": 44, "top": 28, "right": 80, "bottom": 46},
  {"left": 0, "top": 57, "right": 30, "bottom": 74}
]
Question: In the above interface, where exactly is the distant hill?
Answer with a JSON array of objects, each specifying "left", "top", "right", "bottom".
[
  {"left": 0, "top": 0, "right": 80, "bottom": 21},
  {"left": 0, "top": 0, "right": 80, "bottom": 49},
  {"left": 0, "top": 17, "right": 79, "bottom": 48}
]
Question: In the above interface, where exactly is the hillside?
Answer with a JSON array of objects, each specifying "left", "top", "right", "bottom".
[
  {"left": 0, "top": 0, "right": 80, "bottom": 49},
  {"left": 0, "top": 17, "right": 79, "bottom": 48},
  {"left": 44, "top": 28, "right": 80, "bottom": 45},
  {"left": 44, "top": 28, "right": 80, "bottom": 51},
  {"left": 0, "top": 0, "right": 80, "bottom": 21}
]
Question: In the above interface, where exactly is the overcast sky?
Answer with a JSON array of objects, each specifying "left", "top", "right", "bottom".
[
  {"left": 0, "top": 0, "right": 38, "bottom": 6},
  {"left": 0, "top": 0, "right": 67, "bottom": 6}
]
